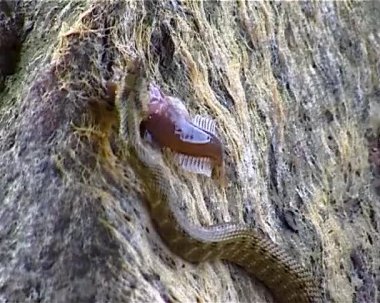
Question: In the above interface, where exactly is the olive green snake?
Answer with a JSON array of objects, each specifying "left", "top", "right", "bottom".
[{"left": 115, "top": 63, "right": 322, "bottom": 303}]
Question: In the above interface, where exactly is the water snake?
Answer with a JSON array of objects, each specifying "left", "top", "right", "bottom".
[{"left": 115, "top": 62, "right": 322, "bottom": 303}]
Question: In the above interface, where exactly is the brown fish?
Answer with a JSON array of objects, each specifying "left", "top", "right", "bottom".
[{"left": 141, "top": 83, "right": 224, "bottom": 178}]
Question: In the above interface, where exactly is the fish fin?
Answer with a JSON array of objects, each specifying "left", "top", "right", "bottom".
[
  {"left": 192, "top": 115, "right": 216, "bottom": 135},
  {"left": 174, "top": 153, "right": 212, "bottom": 177},
  {"left": 167, "top": 96, "right": 190, "bottom": 118}
]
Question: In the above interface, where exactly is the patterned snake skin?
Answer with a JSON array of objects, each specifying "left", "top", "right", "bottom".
[{"left": 115, "top": 62, "right": 322, "bottom": 303}]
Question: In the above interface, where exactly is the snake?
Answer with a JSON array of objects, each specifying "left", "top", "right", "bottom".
[{"left": 114, "top": 61, "right": 323, "bottom": 303}]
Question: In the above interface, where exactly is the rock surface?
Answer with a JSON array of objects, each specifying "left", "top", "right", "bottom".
[{"left": 0, "top": 1, "right": 379, "bottom": 302}]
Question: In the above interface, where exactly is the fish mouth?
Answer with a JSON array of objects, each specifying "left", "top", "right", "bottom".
[{"left": 149, "top": 82, "right": 165, "bottom": 102}]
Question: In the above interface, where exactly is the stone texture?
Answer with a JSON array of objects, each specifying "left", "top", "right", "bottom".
[{"left": 0, "top": 1, "right": 379, "bottom": 302}]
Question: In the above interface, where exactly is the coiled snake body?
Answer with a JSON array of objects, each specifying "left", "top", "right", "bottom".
[{"left": 115, "top": 64, "right": 322, "bottom": 303}]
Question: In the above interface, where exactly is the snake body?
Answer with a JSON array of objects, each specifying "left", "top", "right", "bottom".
[{"left": 115, "top": 63, "right": 322, "bottom": 303}]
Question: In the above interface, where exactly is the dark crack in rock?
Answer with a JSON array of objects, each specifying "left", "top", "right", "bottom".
[{"left": 0, "top": 0, "right": 24, "bottom": 92}]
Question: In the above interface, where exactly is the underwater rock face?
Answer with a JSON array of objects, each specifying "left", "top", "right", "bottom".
[{"left": 0, "top": 1, "right": 379, "bottom": 303}]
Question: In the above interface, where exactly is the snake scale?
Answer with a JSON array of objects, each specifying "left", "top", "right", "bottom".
[{"left": 115, "top": 62, "right": 322, "bottom": 303}]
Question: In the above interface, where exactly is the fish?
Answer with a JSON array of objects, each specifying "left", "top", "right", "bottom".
[{"left": 140, "top": 83, "right": 224, "bottom": 178}]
